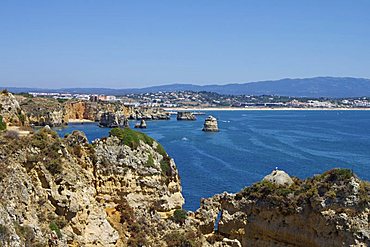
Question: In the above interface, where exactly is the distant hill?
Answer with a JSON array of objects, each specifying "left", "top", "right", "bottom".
[{"left": 3, "top": 77, "right": 370, "bottom": 98}]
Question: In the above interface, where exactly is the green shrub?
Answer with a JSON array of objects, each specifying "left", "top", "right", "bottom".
[
  {"left": 164, "top": 230, "right": 200, "bottom": 247},
  {"left": 18, "top": 113, "right": 26, "bottom": 125},
  {"left": 46, "top": 159, "right": 63, "bottom": 176},
  {"left": 276, "top": 187, "right": 294, "bottom": 196},
  {"left": 0, "top": 224, "right": 10, "bottom": 244},
  {"left": 14, "top": 223, "right": 34, "bottom": 244},
  {"left": 57, "top": 98, "right": 68, "bottom": 103},
  {"left": 173, "top": 209, "right": 187, "bottom": 224},
  {"left": 156, "top": 143, "right": 167, "bottom": 157},
  {"left": 1, "top": 89, "right": 9, "bottom": 95},
  {"left": 0, "top": 116, "right": 6, "bottom": 131},
  {"left": 145, "top": 153, "right": 155, "bottom": 167},
  {"left": 160, "top": 158, "right": 171, "bottom": 176},
  {"left": 359, "top": 181, "right": 370, "bottom": 205},
  {"left": 110, "top": 127, "right": 154, "bottom": 149},
  {"left": 110, "top": 127, "right": 174, "bottom": 176},
  {"left": 49, "top": 222, "right": 62, "bottom": 239},
  {"left": 321, "top": 168, "right": 353, "bottom": 181},
  {"left": 325, "top": 190, "right": 337, "bottom": 199},
  {"left": 30, "top": 129, "right": 64, "bottom": 175}
]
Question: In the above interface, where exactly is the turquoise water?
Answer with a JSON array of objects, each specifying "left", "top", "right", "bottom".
[{"left": 55, "top": 111, "right": 370, "bottom": 211}]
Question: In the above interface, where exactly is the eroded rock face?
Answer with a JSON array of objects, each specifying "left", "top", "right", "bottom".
[
  {"left": 18, "top": 97, "right": 66, "bottom": 127},
  {"left": 1, "top": 101, "right": 369, "bottom": 247},
  {"left": 0, "top": 91, "right": 27, "bottom": 126},
  {"left": 177, "top": 112, "right": 196, "bottom": 121},
  {"left": 263, "top": 169, "right": 294, "bottom": 186},
  {"left": 129, "top": 107, "right": 170, "bottom": 120},
  {"left": 12, "top": 94, "right": 170, "bottom": 127},
  {"left": 0, "top": 128, "right": 193, "bottom": 246},
  {"left": 99, "top": 112, "right": 126, "bottom": 128},
  {"left": 134, "top": 119, "right": 147, "bottom": 129},
  {"left": 202, "top": 115, "right": 219, "bottom": 132},
  {"left": 196, "top": 169, "right": 370, "bottom": 247}
]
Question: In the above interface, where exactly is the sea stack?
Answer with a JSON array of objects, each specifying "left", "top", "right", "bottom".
[
  {"left": 202, "top": 115, "right": 219, "bottom": 132},
  {"left": 99, "top": 112, "right": 126, "bottom": 128},
  {"left": 135, "top": 119, "right": 147, "bottom": 128},
  {"left": 177, "top": 111, "right": 196, "bottom": 120}
]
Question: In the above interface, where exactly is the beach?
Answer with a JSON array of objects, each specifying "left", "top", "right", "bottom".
[{"left": 68, "top": 119, "right": 96, "bottom": 123}]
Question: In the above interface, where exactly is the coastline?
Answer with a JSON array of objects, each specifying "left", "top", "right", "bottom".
[{"left": 164, "top": 107, "right": 370, "bottom": 111}]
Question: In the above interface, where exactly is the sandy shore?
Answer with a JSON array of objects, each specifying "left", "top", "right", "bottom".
[
  {"left": 164, "top": 107, "right": 370, "bottom": 112},
  {"left": 7, "top": 126, "right": 32, "bottom": 136},
  {"left": 68, "top": 119, "right": 96, "bottom": 123}
]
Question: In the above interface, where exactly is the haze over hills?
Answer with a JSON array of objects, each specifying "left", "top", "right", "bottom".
[{"left": 3, "top": 77, "right": 370, "bottom": 98}]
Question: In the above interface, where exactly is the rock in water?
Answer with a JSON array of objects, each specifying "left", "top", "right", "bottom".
[
  {"left": 177, "top": 111, "right": 196, "bottom": 120},
  {"left": 99, "top": 112, "right": 126, "bottom": 128},
  {"left": 140, "top": 119, "right": 147, "bottom": 128},
  {"left": 123, "top": 118, "right": 130, "bottom": 128},
  {"left": 202, "top": 115, "right": 219, "bottom": 132},
  {"left": 263, "top": 169, "right": 294, "bottom": 186},
  {"left": 134, "top": 119, "right": 147, "bottom": 128}
]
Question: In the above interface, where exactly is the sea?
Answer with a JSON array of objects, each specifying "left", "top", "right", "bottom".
[{"left": 54, "top": 110, "right": 370, "bottom": 211}]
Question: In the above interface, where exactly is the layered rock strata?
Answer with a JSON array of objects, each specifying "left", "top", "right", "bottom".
[
  {"left": 202, "top": 115, "right": 219, "bottom": 132},
  {"left": 0, "top": 128, "right": 195, "bottom": 246}
]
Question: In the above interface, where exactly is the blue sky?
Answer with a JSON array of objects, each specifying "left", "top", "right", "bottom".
[{"left": 1, "top": 0, "right": 370, "bottom": 88}]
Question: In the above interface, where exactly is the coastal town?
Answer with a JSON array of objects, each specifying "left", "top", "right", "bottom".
[{"left": 27, "top": 90, "right": 370, "bottom": 109}]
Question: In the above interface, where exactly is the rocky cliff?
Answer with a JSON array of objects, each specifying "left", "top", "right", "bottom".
[
  {"left": 14, "top": 94, "right": 169, "bottom": 127},
  {"left": 16, "top": 96, "right": 66, "bottom": 127},
  {"left": 1, "top": 96, "right": 370, "bottom": 246},
  {"left": 0, "top": 127, "right": 204, "bottom": 246},
  {"left": 0, "top": 91, "right": 28, "bottom": 126},
  {"left": 1, "top": 125, "right": 369, "bottom": 247},
  {"left": 196, "top": 169, "right": 370, "bottom": 247},
  {"left": 177, "top": 112, "right": 196, "bottom": 121}
]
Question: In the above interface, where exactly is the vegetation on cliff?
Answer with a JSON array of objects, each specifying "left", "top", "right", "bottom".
[
  {"left": 0, "top": 127, "right": 189, "bottom": 246},
  {"left": 109, "top": 127, "right": 154, "bottom": 149},
  {"left": 0, "top": 116, "right": 6, "bottom": 131},
  {"left": 0, "top": 111, "right": 369, "bottom": 246},
  {"left": 233, "top": 168, "right": 370, "bottom": 220},
  {"left": 109, "top": 127, "right": 172, "bottom": 176}
]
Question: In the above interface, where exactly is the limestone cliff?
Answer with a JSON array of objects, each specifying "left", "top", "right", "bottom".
[
  {"left": 14, "top": 94, "right": 169, "bottom": 127},
  {"left": 1, "top": 97, "right": 370, "bottom": 246},
  {"left": 195, "top": 169, "right": 370, "bottom": 247},
  {"left": 177, "top": 112, "right": 196, "bottom": 121},
  {"left": 17, "top": 96, "right": 66, "bottom": 127},
  {"left": 0, "top": 91, "right": 28, "bottom": 126},
  {"left": 0, "top": 128, "right": 201, "bottom": 246}
]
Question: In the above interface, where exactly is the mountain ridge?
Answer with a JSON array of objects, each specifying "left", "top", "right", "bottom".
[{"left": 3, "top": 76, "right": 370, "bottom": 98}]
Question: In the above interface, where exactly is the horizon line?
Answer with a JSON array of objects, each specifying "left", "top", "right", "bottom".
[{"left": 2, "top": 76, "right": 370, "bottom": 90}]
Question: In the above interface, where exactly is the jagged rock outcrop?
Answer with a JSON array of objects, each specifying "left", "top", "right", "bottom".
[
  {"left": 202, "top": 115, "right": 219, "bottom": 132},
  {"left": 177, "top": 112, "right": 196, "bottom": 121},
  {"left": 129, "top": 107, "right": 170, "bottom": 120},
  {"left": 134, "top": 119, "right": 147, "bottom": 129},
  {"left": 11, "top": 93, "right": 170, "bottom": 127},
  {"left": 0, "top": 127, "right": 206, "bottom": 246},
  {"left": 18, "top": 97, "right": 66, "bottom": 127},
  {"left": 99, "top": 112, "right": 126, "bottom": 128},
  {"left": 196, "top": 169, "right": 370, "bottom": 247},
  {"left": 63, "top": 101, "right": 96, "bottom": 121},
  {"left": 263, "top": 169, "right": 294, "bottom": 186},
  {"left": 0, "top": 91, "right": 28, "bottom": 126}
]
